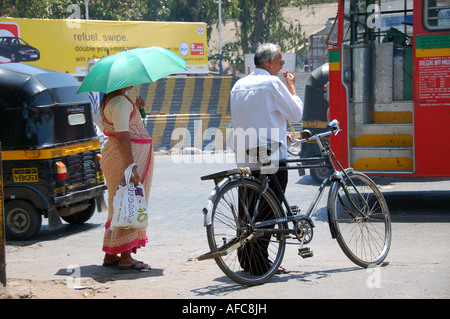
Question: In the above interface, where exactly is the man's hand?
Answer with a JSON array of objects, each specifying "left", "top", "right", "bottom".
[
  {"left": 287, "top": 132, "right": 294, "bottom": 143},
  {"left": 283, "top": 71, "right": 297, "bottom": 96}
]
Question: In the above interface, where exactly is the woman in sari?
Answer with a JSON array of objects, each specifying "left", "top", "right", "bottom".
[{"left": 100, "top": 86, "right": 153, "bottom": 270}]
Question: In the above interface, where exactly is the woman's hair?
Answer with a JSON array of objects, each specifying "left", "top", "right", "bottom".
[{"left": 254, "top": 43, "right": 281, "bottom": 66}]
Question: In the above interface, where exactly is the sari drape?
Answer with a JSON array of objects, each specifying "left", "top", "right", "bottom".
[{"left": 100, "top": 96, "right": 154, "bottom": 255}]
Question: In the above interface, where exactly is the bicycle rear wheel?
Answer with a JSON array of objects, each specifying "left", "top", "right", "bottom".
[
  {"left": 328, "top": 171, "right": 391, "bottom": 268},
  {"left": 206, "top": 177, "right": 286, "bottom": 286}
]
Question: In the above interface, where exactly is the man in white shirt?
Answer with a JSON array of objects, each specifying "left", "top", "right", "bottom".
[
  {"left": 230, "top": 43, "right": 304, "bottom": 275},
  {"left": 231, "top": 43, "right": 303, "bottom": 182},
  {"left": 231, "top": 43, "right": 303, "bottom": 168}
]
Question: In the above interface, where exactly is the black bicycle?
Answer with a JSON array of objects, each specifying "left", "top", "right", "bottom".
[{"left": 197, "top": 120, "right": 391, "bottom": 286}]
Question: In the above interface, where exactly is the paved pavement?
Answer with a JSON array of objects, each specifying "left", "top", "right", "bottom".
[{"left": 2, "top": 153, "right": 450, "bottom": 302}]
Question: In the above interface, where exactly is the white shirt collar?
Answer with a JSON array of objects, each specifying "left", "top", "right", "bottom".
[{"left": 252, "top": 67, "right": 271, "bottom": 76}]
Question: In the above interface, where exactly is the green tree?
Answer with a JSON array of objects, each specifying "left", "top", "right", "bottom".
[
  {"left": 0, "top": 0, "right": 53, "bottom": 18},
  {"left": 0, "top": 0, "right": 147, "bottom": 20},
  {"left": 142, "top": 0, "right": 312, "bottom": 72},
  {"left": 224, "top": 0, "right": 308, "bottom": 72},
  {"left": 78, "top": 0, "right": 148, "bottom": 20},
  {"left": 144, "top": 0, "right": 239, "bottom": 42},
  {"left": 0, "top": 0, "right": 335, "bottom": 72}
]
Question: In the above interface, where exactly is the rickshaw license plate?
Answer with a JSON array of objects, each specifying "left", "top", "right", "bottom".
[{"left": 13, "top": 168, "right": 39, "bottom": 182}]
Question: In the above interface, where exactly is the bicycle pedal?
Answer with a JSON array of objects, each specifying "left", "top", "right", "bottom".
[
  {"left": 290, "top": 205, "right": 301, "bottom": 214},
  {"left": 298, "top": 246, "right": 313, "bottom": 259}
]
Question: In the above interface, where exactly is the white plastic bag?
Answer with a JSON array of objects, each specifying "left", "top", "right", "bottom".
[{"left": 111, "top": 163, "right": 148, "bottom": 229}]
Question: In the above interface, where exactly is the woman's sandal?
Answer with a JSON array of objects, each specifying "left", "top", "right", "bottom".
[
  {"left": 102, "top": 260, "right": 120, "bottom": 267},
  {"left": 119, "top": 260, "right": 151, "bottom": 271}
]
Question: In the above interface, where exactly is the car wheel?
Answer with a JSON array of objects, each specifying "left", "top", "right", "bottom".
[{"left": 310, "top": 167, "right": 330, "bottom": 184}]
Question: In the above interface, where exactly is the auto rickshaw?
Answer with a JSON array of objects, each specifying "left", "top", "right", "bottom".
[
  {"left": 300, "top": 63, "right": 330, "bottom": 183},
  {"left": 0, "top": 63, "right": 106, "bottom": 240}
]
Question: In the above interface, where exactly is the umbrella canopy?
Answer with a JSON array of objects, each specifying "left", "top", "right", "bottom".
[{"left": 77, "top": 46, "right": 186, "bottom": 94}]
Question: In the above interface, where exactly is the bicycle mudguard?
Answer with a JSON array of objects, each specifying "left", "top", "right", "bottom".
[
  {"left": 327, "top": 180, "right": 340, "bottom": 239},
  {"left": 202, "top": 175, "right": 236, "bottom": 226},
  {"left": 202, "top": 175, "right": 265, "bottom": 227}
]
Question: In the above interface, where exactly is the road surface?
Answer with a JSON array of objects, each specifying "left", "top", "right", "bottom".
[{"left": 2, "top": 153, "right": 449, "bottom": 303}]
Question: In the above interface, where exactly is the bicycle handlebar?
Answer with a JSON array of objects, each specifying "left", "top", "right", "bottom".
[
  {"left": 292, "top": 119, "right": 341, "bottom": 144},
  {"left": 326, "top": 119, "right": 340, "bottom": 133}
]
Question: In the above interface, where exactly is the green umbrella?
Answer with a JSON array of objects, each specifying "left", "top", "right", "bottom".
[{"left": 77, "top": 46, "right": 186, "bottom": 94}]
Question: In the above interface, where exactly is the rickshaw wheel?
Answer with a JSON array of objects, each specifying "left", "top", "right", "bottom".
[
  {"left": 5, "top": 200, "right": 42, "bottom": 241},
  {"left": 61, "top": 198, "right": 96, "bottom": 224}
]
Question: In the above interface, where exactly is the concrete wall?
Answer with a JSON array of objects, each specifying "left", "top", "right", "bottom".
[{"left": 129, "top": 73, "right": 310, "bottom": 151}]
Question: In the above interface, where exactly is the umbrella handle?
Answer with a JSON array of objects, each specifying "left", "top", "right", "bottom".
[{"left": 134, "top": 87, "right": 146, "bottom": 118}]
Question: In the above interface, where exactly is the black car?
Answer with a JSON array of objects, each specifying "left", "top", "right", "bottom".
[{"left": 0, "top": 36, "right": 40, "bottom": 62}]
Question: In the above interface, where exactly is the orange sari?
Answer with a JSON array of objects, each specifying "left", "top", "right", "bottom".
[{"left": 101, "top": 95, "right": 154, "bottom": 255}]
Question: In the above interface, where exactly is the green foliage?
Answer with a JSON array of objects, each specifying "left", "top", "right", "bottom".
[
  {"left": 0, "top": 0, "right": 336, "bottom": 72},
  {"left": 222, "top": 0, "right": 309, "bottom": 71},
  {"left": 0, "top": 0, "right": 148, "bottom": 20},
  {"left": 0, "top": 0, "right": 54, "bottom": 18}
]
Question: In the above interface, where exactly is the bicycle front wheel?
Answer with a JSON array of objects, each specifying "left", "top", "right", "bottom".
[
  {"left": 328, "top": 171, "right": 391, "bottom": 268},
  {"left": 206, "top": 177, "right": 287, "bottom": 286}
]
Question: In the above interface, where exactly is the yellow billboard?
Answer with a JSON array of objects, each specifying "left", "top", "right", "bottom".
[{"left": 0, "top": 18, "right": 208, "bottom": 75}]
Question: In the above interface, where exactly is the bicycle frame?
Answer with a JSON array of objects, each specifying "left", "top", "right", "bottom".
[
  {"left": 246, "top": 127, "right": 369, "bottom": 239},
  {"left": 248, "top": 153, "right": 333, "bottom": 236},
  {"left": 198, "top": 120, "right": 392, "bottom": 282},
  {"left": 198, "top": 120, "right": 374, "bottom": 257}
]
